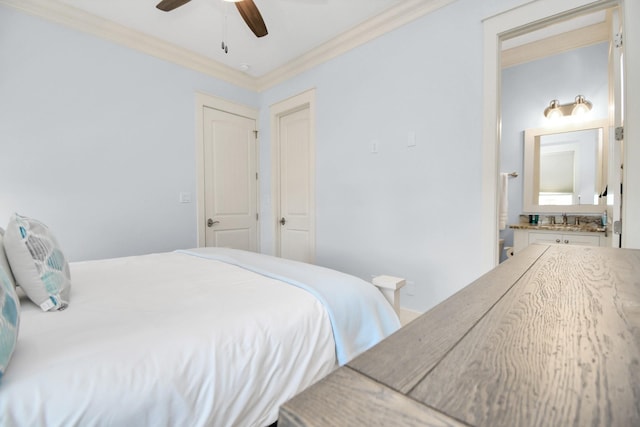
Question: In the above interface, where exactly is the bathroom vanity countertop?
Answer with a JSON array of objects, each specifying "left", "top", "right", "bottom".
[{"left": 509, "top": 223, "right": 606, "bottom": 233}]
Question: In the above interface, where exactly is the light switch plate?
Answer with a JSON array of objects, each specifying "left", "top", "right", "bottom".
[
  {"left": 179, "top": 192, "right": 191, "bottom": 203},
  {"left": 407, "top": 131, "right": 416, "bottom": 147}
]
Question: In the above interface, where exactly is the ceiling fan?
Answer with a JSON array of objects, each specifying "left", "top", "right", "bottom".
[{"left": 156, "top": 0, "right": 268, "bottom": 38}]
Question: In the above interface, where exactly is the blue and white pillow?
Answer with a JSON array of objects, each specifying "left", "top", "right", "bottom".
[
  {"left": 4, "top": 214, "right": 71, "bottom": 312},
  {"left": 0, "top": 228, "right": 17, "bottom": 289},
  {"left": 0, "top": 264, "right": 19, "bottom": 382}
]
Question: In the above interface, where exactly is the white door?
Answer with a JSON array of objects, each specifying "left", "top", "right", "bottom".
[
  {"left": 278, "top": 107, "right": 312, "bottom": 262},
  {"left": 203, "top": 106, "right": 258, "bottom": 251},
  {"left": 271, "top": 90, "right": 316, "bottom": 263}
]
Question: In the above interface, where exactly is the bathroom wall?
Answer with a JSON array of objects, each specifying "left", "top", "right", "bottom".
[{"left": 500, "top": 42, "right": 610, "bottom": 254}]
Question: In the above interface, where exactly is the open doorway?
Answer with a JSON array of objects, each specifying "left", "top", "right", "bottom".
[
  {"left": 481, "top": 0, "right": 626, "bottom": 270},
  {"left": 498, "top": 5, "right": 622, "bottom": 262}
]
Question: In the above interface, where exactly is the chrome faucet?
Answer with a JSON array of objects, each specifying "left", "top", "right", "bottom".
[{"left": 562, "top": 213, "right": 568, "bottom": 225}]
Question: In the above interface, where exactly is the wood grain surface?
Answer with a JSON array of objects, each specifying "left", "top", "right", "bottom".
[
  {"left": 279, "top": 367, "right": 466, "bottom": 427},
  {"left": 280, "top": 245, "right": 640, "bottom": 427},
  {"left": 411, "top": 246, "right": 640, "bottom": 426},
  {"left": 348, "top": 244, "right": 549, "bottom": 394}
]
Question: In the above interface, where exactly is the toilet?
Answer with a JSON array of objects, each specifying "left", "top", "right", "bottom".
[{"left": 499, "top": 239, "right": 515, "bottom": 262}]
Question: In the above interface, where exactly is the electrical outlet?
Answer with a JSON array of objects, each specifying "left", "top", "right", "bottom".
[{"left": 406, "top": 280, "right": 416, "bottom": 296}]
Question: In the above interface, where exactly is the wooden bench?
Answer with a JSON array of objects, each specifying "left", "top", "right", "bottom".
[{"left": 280, "top": 244, "right": 640, "bottom": 426}]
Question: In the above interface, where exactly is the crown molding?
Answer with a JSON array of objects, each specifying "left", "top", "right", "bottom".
[
  {"left": 0, "top": 0, "right": 259, "bottom": 91},
  {"left": 255, "top": 0, "right": 457, "bottom": 91},
  {"left": 501, "top": 21, "right": 610, "bottom": 68},
  {"left": 1, "top": 0, "right": 455, "bottom": 93}
]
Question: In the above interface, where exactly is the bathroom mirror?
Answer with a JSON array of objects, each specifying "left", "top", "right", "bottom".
[{"left": 523, "top": 119, "right": 609, "bottom": 213}]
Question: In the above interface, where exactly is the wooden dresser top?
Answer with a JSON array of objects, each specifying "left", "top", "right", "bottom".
[{"left": 280, "top": 244, "right": 640, "bottom": 427}]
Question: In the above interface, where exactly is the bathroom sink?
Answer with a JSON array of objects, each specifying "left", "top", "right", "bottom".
[
  {"left": 532, "top": 224, "right": 604, "bottom": 232},
  {"left": 509, "top": 223, "right": 605, "bottom": 233}
]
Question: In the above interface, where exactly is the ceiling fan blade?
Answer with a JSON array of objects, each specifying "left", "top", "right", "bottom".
[
  {"left": 235, "top": 0, "right": 268, "bottom": 38},
  {"left": 156, "top": 0, "right": 192, "bottom": 12}
]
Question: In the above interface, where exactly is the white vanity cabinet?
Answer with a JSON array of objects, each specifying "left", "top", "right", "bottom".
[
  {"left": 527, "top": 231, "right": 600, "bottom": 246},
  {"left": 512, "top": 228, "right": 607, "bottom": 254}
]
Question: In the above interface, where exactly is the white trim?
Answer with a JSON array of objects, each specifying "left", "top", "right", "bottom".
[
  {"left": 501, "top": 22, "right": 609, "bottom": 68},
  {"left": 195, "top": 92, "right": 260, "bottom": 249},
  {"left": 621, "top": 0, "right": 640, "bottom": 248},
  {"left": 270, "top": 89, "right": 317, "bottom": 260},
  {"left": 0, "top": 0, "right": 258, "bottom": 91},
  {"left": 522, "top": 119, "right": 609, "bottom": 214},
  {"left": 482, "top": 0, "right": 613, "bottom": 272},
  {"left": 0, "top": 0, "right": 455, "bottom": 93},
  {"left": 255, "top": 0, "right": 456, "bottom": 90},
  {"left": 399, "top": 308, "right": 422, "bottom": 327}
]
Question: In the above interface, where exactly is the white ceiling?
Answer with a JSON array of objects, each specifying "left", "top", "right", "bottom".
[{"left": 54, "top": 0, "right": 404, "bottom": 77}]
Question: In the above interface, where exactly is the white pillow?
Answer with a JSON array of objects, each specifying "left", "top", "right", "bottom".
[
  {"left": 0, "top": 228, "right": 17, "bottom": 289},
  {"left": 4, "top": 214, "right": 71, "bottom": 312},
  {"left": 0, "top": 264, "right": 20, "bottom": 382}
]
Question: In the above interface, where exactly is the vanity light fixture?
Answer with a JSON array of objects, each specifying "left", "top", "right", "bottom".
[
  {"left": 543, "top": 95, "right": 592, "bottom": 119},
  {"left": 544, "top": 99, "right": 563, "bottom": 119},
  {"left": 571, "top": 95, "right": 592, "bottom": 115}
]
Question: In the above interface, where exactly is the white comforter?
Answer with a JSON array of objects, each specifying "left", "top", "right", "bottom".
[
  {"left": 0, "top": 250, "right": 399, "bottom": 427},
  {"left": 179, "top": 248, "right": 401, "bottom": 364}
]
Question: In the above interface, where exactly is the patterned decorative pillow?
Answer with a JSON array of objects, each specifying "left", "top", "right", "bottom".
[
  {"left": 0, "top": 264, "right": 20, "bottom": 382},
  {"left": 4, "top": 214, "right": 71, "bottom": 311},
  {"left": 0, "top": 228, "right": 17, "bottom": 289}
]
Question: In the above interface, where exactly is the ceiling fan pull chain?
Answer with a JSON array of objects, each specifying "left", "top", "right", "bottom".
[{"left": 221, "top": 1, "right": 229, "bottom": 54}]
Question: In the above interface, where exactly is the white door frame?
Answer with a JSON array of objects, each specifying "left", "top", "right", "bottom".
[
  {"left": 195, "top": 92, "right": 260, "bottom": 249},
  {"left": 270, "top": 88, "right": 317, "bottom": 259},
  {"left": 481, "top": 0, "right": 632, "bottom": 271}
]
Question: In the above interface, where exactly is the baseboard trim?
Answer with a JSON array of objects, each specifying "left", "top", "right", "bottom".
[{"left": 399, "top": 307, "right": 422, "bottom": 326}]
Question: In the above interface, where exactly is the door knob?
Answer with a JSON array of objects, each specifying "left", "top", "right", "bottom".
[
  {"left": 280, "top": 217, "right": 286, "bottom": 226},
  {"left": 207, "top": 219, "right": 220, "bottom": 228}
]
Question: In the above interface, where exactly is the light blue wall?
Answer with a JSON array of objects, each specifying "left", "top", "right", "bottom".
[
  {"left": 5, "top": 0, "right": 624, "bottom": 313},
  {"left": 0, "top": 4, "right": 258, "bottom": 261},
  {"left": 500, "top": 42, "right": 610, "bottom": 253},
  {"left": 259, "top": 0, "right": 497, "bottom": 312}
]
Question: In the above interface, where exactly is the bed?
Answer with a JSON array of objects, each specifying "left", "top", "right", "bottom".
[{"left": 0, "top": 215, "right": 400, "bottom": 427}]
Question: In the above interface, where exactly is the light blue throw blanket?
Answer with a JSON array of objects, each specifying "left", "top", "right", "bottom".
[{"left": 177, "top": 248, "right": 401, "bottom": 365}]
